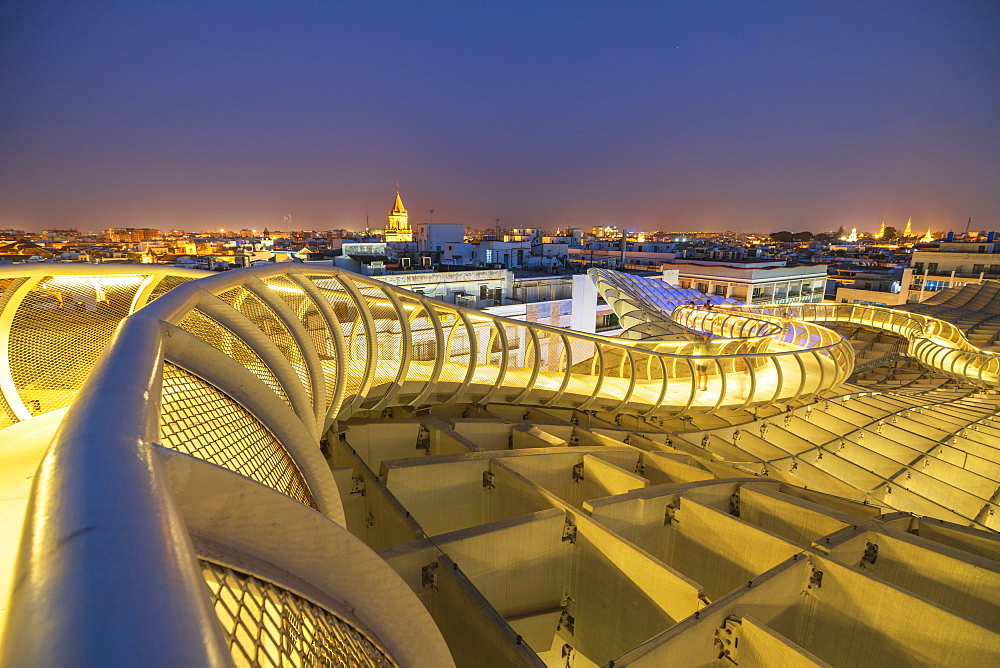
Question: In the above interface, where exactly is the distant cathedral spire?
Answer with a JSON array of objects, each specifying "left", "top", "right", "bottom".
[{"left": 385, "top": 184, "right": 412, "bottom": 242}]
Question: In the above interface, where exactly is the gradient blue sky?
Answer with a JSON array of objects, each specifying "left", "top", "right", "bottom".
[{"left": 2, "top": 1, "right": 998, "bottom": 234}]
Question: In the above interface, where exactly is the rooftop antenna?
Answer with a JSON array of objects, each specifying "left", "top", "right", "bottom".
[
  {"left": 964, "top": 217, "right": 972, "bottom": 240},
  {"left": 620, "top": 227, "right": 627, "bottom": 268}
]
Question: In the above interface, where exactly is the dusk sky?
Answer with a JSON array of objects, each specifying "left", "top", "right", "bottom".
[{"left": 2, "top": 1, "right": 998, "bottom": 234}]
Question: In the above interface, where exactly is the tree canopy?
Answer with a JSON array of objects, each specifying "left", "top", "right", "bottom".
[{"left": 770, "top": 231, "right": 814, "bottom": 242}]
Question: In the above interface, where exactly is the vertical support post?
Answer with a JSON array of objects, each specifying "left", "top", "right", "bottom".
[{"left": 571, "top": 273, "right": 598, "bottom": 334}]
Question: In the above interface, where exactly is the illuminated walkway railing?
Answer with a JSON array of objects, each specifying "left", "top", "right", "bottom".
[
  {"left": 0, "top": 264, "right": 209, "bottom": 428},
  {"left": 149, "top": 266, "right": 854, "bottom": 422},
  {"left": 2, "top": 264, "right": 860, "bottom": 664},
  {"left": 592, "top": 268, "right": 1000, "bottom": 389},
  {"left": 5, "top": 264, "right": 1000, "bottom": 665},
  {"left": 726, "top": 302, "right": 1000, "bottom": 388},
  {"left": 590, "top": 268, "right": 734, "bottom": 340}
]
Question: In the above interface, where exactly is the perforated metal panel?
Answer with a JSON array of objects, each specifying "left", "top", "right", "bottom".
[
  {"left": 178, "top": 308, "right": 291, "bottom": 407},
  {"left": 260, "top": 275, "right": 339, "bottom": 413},
  {"left": 217, "top": 286, "right": 313, "bottom": 404},
  {"left": 306, "top": 275, "right": 365, "bottom": 411},
  {"left": 146, "top": 274, "right": 195, "bottom": 303},
  {"left": 0, "top": 277, "right": 24, "bottom": 427},
  {"left": 201, "top": 560, "right": 395, "bottom": 667},
  {"left": 8, "top": 274, "right": 143, "bottom": 416},
  {"left": 356, "top": 284, "right": 402, "bottom": 410},
  {"left": 160, "top": 363, "right": 315, "bottom": 508}
]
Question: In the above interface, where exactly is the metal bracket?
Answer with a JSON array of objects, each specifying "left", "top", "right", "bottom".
[
  {"left": 350, "top": 476, "right": 365, "bottom": 496},
  {"left": 728, "top": 490, "right": 741, "bottom": 517},
  {"left": 714, "top": 616, "right": 742, "bottom": 663},
  {"left": 421, "top": 561, "right": 439, "bottom": 590},
  {"left": 572, "top": 462, "right": 584, "bottom": 482},
  {"left": 562, "top": 520, "right": 578, "bottom": 544},
  {"left": 415, "top": 424, "right": 430, "bottom": 451},
  {"left": 557, "top": 610, "right": 576, "bottom": 635},
  {"left": 664, "top": 500, "right": 680, "bottom": 526},
  {"left": 561, "top": 643, "right": 574, "bottom": 666},
  {"left": 482, "top": 470, "right": 495, "bottom": 490},
  {"left": 809, "top": 568, "right": 824, "bottom": 589},
  {"left": 861, "top": 541, "right": 879, "bottom": 568}
]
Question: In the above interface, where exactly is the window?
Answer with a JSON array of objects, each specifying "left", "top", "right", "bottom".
[
  {"left": 400, "top": 257, "right": 411, "bottom": 268},
  {"left": 422, "top": 256, "right": 432, "bottom": 267},
  {"left": 928, "top": 263, "right": 938, "bottom": 273},
  {"left": 913, "top": 262, "right": 924, "bottom": 272},
  {"left": 973, "top": 264, "right": 985, "bottom": 274},
  {"left": 480, "top": 284, "right": 489, "bottom": 299},
  {"left": 486, "top": 249, "right": 493, "bottom": 263},
  {"left": 696, "top": 283, "right": 709, "bottom": 293}
]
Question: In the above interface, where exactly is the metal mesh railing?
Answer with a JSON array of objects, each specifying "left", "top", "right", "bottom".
[
  {"left": 0, "top": 268, "right": 203, "bottom": 427},
  {"left": 217, "top": 286, "right": 313, "bottom": 405},
  {"left": 306, "top": 274, "right": 367, "bottom": 412},
  {"left": 200, "top": 560, "right": 395, "bottom": 667},
  {"left": 178, "top": 308, "right": 292, "bottom": 407},
  {"left": 261, "top": 275, "right": 340, "bottom": 413},
  {"left": 147, "top": 274, "right": 196, "bottom": 303},
  {"left": 160, "top": 363, "right": 315, "bottom": 508},
  {"left": 8, "top": 274, "right": 143, "bottom": 416},
  {"left": 0, "top": 277, "right": 24, "bottom": 428}
]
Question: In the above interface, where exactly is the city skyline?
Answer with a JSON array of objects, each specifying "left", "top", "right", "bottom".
[{"left": 2, "top": 1, "right": 998, "bottom": 233}]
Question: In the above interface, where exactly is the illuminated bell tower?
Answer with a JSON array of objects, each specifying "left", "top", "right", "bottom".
[
  {"left": 903, "top": 217, "right": 913, "bottom": 237},
  {"left": 875, "top": 221, "right": 885, "bottom": 240},
  {"left": 385, "top": 185, "right": 412, "bottom": 242}
]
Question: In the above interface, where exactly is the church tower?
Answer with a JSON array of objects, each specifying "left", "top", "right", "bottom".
[
  {"left": 385, "top": 185, "right": 413, "bottom": 242},
  {"left": 875, "top": 221, "right": 885, "bottom": 239},
  {"left": 903, "top": 217, "right": 913, "bottom": 237}
]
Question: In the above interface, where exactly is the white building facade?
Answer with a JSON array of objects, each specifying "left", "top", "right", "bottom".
[{"left": 671, "top": 259, "right": 828, "bottom": 305}]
